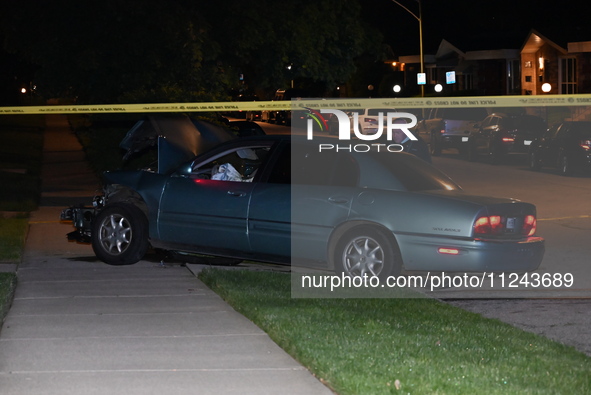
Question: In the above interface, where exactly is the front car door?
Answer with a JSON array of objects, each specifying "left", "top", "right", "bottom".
[{"left": 157, "top": 141, "right": 274, "bottom": 255}]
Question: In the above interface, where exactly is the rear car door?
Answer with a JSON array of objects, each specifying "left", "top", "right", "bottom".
[{"left": 247, "top": 142, "right": 359, "bottom": 264}]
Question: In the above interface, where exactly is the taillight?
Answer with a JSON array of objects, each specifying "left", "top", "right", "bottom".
[
  {"left": 502, "top": 137, "right": 515, "bottom": 142},
  {"left": 580, "top": 140, "right": 591, "bottom": 150},
  {"left": 365, "top": 118, "right": 378, "bottom": 125},
  {"left": 522, "top": 215, "right": 537, "bottom": 236},
  {"left": 473, "top": 215, "right": 537, "bottom": 237},
  {"left": 473, "top": 215, "right": 503, "bottom": 235}
]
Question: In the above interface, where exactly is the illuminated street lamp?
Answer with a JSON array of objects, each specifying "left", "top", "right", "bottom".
[{"left": 391, "top": 0, "right": 424, "bottom": 97}]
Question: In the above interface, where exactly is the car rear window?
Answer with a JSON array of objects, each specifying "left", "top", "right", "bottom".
[
  {"left": 568, "top": 122, "right": 591, "bottom": 139},
  {"left": 289, "top": 144, "right": 360, "bottom": 187}
]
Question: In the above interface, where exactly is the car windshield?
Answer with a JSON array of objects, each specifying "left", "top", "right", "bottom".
[{"left": 369, "top": 152, "right": 461, "bottom": 192}]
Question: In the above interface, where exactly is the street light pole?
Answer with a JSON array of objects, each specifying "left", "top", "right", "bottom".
[{"left": 391, "top": 0, "right": 425, "bottom": 97}]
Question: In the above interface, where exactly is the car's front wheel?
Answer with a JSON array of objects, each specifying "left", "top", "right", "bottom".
[
  {"left": 334, "top": 227, "right": 402, "bottom": 281},
  {"left": 558, "top": 151, "right": 573, "bottom": 176},
  {"left": 92, "top": 203, "right": 149, "bottom": 265}
]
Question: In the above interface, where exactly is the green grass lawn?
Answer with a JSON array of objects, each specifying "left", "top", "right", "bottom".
[
  {"left": 0, "top": 216, "right": 29, "bottom": 262},
  {"left": 199, "top": 268, "right": 591, "bottom": 395},
  {"left": 0, "top": 115, "right": 45, "bottom": 327},
  {"left": 0, "top": 273, "right": 17, "bottom": 326}
]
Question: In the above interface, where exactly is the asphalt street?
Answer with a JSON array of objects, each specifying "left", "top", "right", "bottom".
[
  {"left": 267, "top": 121, "right": 591, "bottom": 357},
  {"left": 424, "top": 152, "right": 591, "bottom": 357}
]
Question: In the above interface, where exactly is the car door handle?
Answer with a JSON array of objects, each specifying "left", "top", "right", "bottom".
[
  {"left": 328, "top": 197, "right": 349, "bottom": 204},
  {"left": 227, "top": 191, "right": 246, "bottom": 197}
]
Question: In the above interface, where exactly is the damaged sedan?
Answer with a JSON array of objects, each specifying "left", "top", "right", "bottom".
[{"left": 62, "top": 114, "right": 544, "bottom": 279}]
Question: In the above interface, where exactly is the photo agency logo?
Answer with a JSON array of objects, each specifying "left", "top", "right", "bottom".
[{"left": 306, "top": 109, "right": 418, "bottom": 153}]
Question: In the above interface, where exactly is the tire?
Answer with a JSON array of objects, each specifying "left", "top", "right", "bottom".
[
  {"left": 558, "top": 151, "right": 573, "bottom": 176},
  {"left": 334, "top": 226, "right": 402, "bottom": 281},
  {"left": 92, "top": 203, "right": 149, "bottom": 265},
  {"left": 529, "top": 150, "right": 541, "bottom": 171},
  {"left": 430, "top": 133, "right": 442, "bottom": 156},
  {"left": 488, "top": 141, "right": 500, "bottom": 165}
]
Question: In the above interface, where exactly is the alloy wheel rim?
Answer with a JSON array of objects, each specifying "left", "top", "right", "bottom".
[
  {"left": 98, "top": 214, "right": 132, "bottom": 255},
  {"left": 342, "top": 236, "right": 384, "bottom": 277}
]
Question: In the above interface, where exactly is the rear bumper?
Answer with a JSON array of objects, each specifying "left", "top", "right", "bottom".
[
  {"left": 397, "top": 234, "right": 545, "bottom": 273},
  {"left": 441, "top": 135, "right": 468, "bottom": 149}
]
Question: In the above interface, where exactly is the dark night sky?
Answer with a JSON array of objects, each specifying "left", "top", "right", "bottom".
[{"left": 363, "top": 0, "right": 591, "bottom": 56}]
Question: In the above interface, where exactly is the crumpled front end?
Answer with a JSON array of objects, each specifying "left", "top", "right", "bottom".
[{"left": 60, "top": 195, "right": 106, "bottom": 243}]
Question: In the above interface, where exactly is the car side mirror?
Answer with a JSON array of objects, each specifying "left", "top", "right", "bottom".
[{"left": 174, "top": 163, "right": 193, "bottom": 177}]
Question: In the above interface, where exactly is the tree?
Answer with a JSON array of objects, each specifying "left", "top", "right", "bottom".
[
  {"left": 1, "top": 0, "right": 382, "bottom": 103},
  {"left": 199, "top": 0, "right": 382, "bottom": 97}
]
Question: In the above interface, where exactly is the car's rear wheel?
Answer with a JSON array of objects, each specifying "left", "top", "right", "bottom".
[
  {"left": 488, "top": 141, "right": 501, "bottom": 164},
  {"left": 430, "top": 132, "right": 442, "bottom": 156},
  {"left": 92, "top": 203, "right": 149, "bottom": 265},
  {"left": 529, "top": 150, "right": 541, "bottom": 171},
  {"left": 334, "top": 227, "right": 402, "bottom": 281}
]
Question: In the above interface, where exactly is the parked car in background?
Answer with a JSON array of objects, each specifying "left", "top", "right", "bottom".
[
  {"left": 467, "top": 113, "right": 547, "bottom": 163},
  {"left": 529, "top": 121, "right": 591, "bottom": 176},
  {"left": 222, "top": 119, "right": 266, "bottom": 137},
  {"left": 415, "top": 107, "right": 488, "bottom": 156},
  {"left": 261, "top": 88, "right": 309, "bottom": 125},
  {"left": 344, "top": 108, "right": 398, "bottom": 135},
  {"left": 227, "top": 94, "right": 259, "bottom": 119},
  {"left": 61, "top": 115, "right": 544, "bottom": 280}
]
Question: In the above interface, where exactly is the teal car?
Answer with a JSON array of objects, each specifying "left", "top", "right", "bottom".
[{"left": 62, "top": 115, "right": 545, "bottom": 279}]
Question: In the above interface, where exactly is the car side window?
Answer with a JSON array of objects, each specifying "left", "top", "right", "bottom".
[
  {"left": 191, "top": 146, "right": 269, "bottom": 182},
  {"left": 551, "top": 125, "right": 565, "bottom": 140},
  {"left": 267, "top": 145, "right": 291, "bottom": 184},
  {"left": 291, "top": 147, "right": 359, "bottom": 187}
]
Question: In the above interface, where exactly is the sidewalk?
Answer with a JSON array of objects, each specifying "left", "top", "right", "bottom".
[{"left": 0, "top": 115, "right": 333, "bottom": 395}]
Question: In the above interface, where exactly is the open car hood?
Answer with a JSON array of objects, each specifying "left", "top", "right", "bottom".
[{"left": 120, "top": 115, "right": 236, "bottom": 174}]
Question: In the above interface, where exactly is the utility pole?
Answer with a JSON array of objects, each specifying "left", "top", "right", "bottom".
[{"left": 391, "top": 0, "right": 425, "bottom": 97}]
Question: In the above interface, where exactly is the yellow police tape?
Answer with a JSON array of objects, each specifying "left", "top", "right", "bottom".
[{"left": 2, "top": 94, "right": 591, "bottom": 114}]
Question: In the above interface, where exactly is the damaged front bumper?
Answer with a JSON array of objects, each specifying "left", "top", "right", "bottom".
[{"left": 60, "top": 196, "right": 105, "bottom": 243}]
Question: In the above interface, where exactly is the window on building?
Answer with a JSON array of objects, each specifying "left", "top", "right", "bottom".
[
  {"left": 461, "top": 73, "right": 473, "bottom": 91},
  {"left": 426, "top": 67, "right": 437, "bottom": 85},
  {"left": 507, "top": 59, "right": 521, "bottom": 94},
  {"left": 560, "top": 57, "right": 578, "bottom": 94}
]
